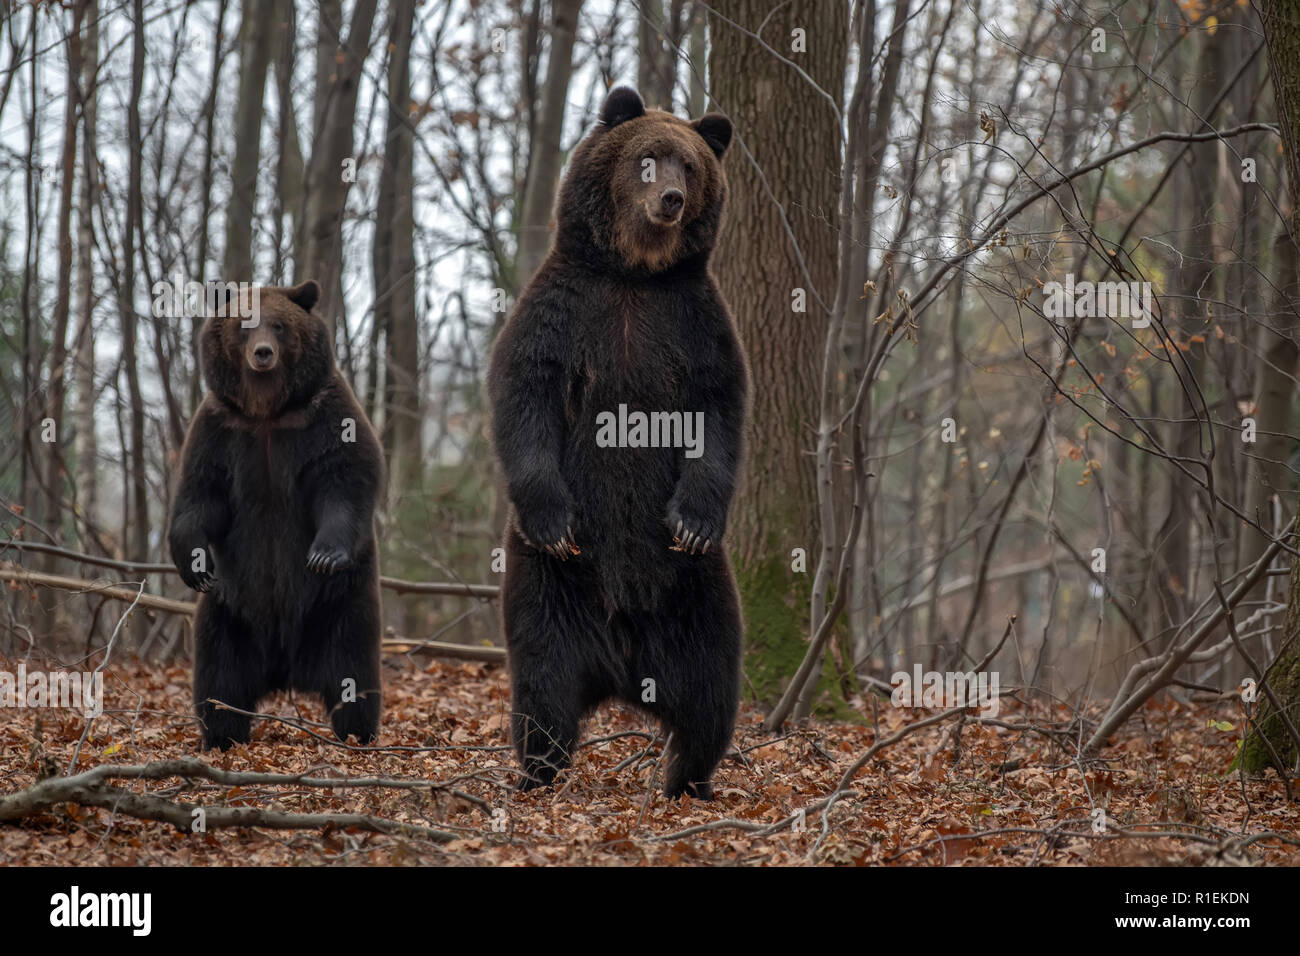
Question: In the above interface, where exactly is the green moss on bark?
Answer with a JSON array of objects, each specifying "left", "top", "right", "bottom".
[
  {"left": 735, "top": 553, "right": 858, "bottom": 719},
  {"left": 1234, "top": 647, "right": 1300, "bottom": 774}
]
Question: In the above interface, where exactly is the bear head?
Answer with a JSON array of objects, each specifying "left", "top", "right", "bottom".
[
  {"left": 554, "top": 86, "right": 733, "bottom": 274},
  {"left": 199, "top": 279, "right": 332, "bottom": 419}
]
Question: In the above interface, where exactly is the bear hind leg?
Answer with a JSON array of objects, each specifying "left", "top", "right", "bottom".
[
  {"left": 505, "top": 553, "right": 615, "bottom": 791},
  {"left": 630, "top": 581, "right": 741, "bottom": 800},
  {"left": 661, "top": 701, "right": 734, "bottom": 800},
  {"left": 194, "top": 598, "right": 265, "bottom": 750},
  {"left": 511, "top": 702, "right": 581, "bottom": 791},
  {"left": 303, "top": 593, "right": 382, "bottom": 745}
]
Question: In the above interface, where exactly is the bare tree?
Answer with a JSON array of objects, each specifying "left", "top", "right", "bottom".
[
  {"left": 374, "top": 0, "right": 421, "bottom": 503},
  {"left": 71, "top": 0, "right": 99, "bottom": 547},
  {"left": 222, "top": 0, "right": 275, "bottom": 281},
  {"left": 296, "top": 0, "right": 379, "bottom": 329},
  {"left": 637, "top": 0, "right": 685, "bottom": 109},
  {"left": 41, "top": 0, "right": 84, "bottom": 560},
  {"left": 117, "top": 0, "right": 148, "bottom": 562},
  {"left": 515, "top": 0, "right": 584, "bottom": 288}
]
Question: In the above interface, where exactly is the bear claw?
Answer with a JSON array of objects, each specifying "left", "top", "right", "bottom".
[
  {"left": 667, "top": 502, "right": 719, "bottom": 556},
  {"left": 527, "top": 525, "right": 579, "bottom": 559},
  {"left": 669, "top": 523, "right": 712, "bottom": 555},
  {"left": 181, "top": 568, "right": 217, "bottom": 592},
  {"left": 307, "top": 545, "right": 351, "bottom": 574}
]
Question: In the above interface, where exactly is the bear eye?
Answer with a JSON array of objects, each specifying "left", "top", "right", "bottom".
[
  {"left": 685, "top": 160, "right": 697, "bottom": 176},
  {"left": 272, "top": 321, "right": 284, "bottom": 334}
]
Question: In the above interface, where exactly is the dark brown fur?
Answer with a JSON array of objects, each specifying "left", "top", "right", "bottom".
[
  {"left": 488, "top": 88, "right": 747, "bottom": 799},
  {"left": 169, "top": 281, "right": 385, "bottom": 749}
]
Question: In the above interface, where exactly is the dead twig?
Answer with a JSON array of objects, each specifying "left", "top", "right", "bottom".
[{"left": 0, "top": 757, "right": 463, "bottom": 841}]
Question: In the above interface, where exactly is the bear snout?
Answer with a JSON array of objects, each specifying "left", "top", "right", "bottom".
[
  {"left": 247, "top": 342, "right": 278, "bottom": 371},
  {"left": 657, "top": 187, "right": 684, "bottom": 222}
]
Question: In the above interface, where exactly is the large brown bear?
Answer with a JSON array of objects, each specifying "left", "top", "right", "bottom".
[
  {"left": 168, "top": 280, "right": 384, "bottom": 749},
  {"left": 488, "top": 87, "right": 748, "bottom": 799}
]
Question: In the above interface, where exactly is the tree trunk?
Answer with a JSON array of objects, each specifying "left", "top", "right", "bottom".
[
  {"left": 19, "top": 10, "right": 37, "bottom": 521},
  {"left": 637, "top": 0, "right": 684, "bottom": 110},
  {"left": 706, "top": 0, "right": 849, "bottom": 703},
  {"left": 1239, "top": 0, "right": 1300, "bottom": 773},
  {"left": 72, "top": 0, "right": 99, "bottom": 547},
  {"left": 1240, "top": 233, "right": 1297, "bottom": 644},
  {"left": 42, "top": 0, "right": 82, "bottom": 560},
  {"left": 222, "top": 0, "right": 276, "bottom": 281},
  {"left": 514, "top": 0, "right": 582, "bottom": 290},
  {"left": 271, "top": 0, "right": 301, "bottom": 284},
  {"left": 192, "top": 0, "right": 229, "bottom": 411},
  {"left": 296, "top": 0, "right": 379, "bottom": 327},
  {"left": 119, "top": 0, "right": 149, "bottom": 562},
  {"left": 1153, "top": 33, "right": 1223, "bottom": 639},
  {"left": 686, "top": 2, "right": 707, "bottom": 117},
  {"left": 374, "top": 0, "right": 420, "bottom": 505}
]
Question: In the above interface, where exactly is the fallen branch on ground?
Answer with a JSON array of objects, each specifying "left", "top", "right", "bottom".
[
  {"left": 1083, "top": 522, "right": 1294, "bottom": 758},
  {"left": 2, "top": 566, "right": 507, "bottom": 662},
  {"left": 0, "top": 567, "right": 194, "bottom": 615},
  {"left": 1, "top": 539, "right": 501, "bottom": 599},
  {"left": 0, "top": 758, "right": 462, "bottom": 841},
  {"left": 382, "top": 638, "right": 506, "bottom": 662}
]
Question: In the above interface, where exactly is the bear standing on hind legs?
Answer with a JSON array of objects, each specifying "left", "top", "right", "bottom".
[
  {"left": 168, "top": 280, "right": 385, "bottom": 750},
  {"left": 488, "top": 87, "right": 748, "bottom": 799}
]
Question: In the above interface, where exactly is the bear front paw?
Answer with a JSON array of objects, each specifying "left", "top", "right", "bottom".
[
  {"left": 307, "top": 543, "right": 352, "bottom": 574},
  {"left": 666, "top": 504, "right": 719, "bottom": 555},
  {"left": 186, "top": 568, "right": 218, "bottom": 593},
  {"left": 180, "top": 566, "right": 217, "bottom": 592},
  {"left": 173, "top": 541, "right": 217, "bottom": 592},
  {"left": 518, "top": 509, "right": 580, "bottom": 560}
]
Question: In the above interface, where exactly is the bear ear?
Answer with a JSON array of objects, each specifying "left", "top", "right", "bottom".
[
  {"left": 600, "top": 86, "right": 646, "bottom": 129},
  {"left": 285, "top": 279, "right": 320, "bottom": 312},
  {"left": 692, "top": 113, "right": 732, "bottom": 158}
]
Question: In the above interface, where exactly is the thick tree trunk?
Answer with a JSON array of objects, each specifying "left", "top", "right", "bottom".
[
  {"left": 1240, "top": 0, "right": 1300, "bottom": 773},
  {"left": 1154, "top": 33, "right": 1223, "bottom": 642},
  {"left": 706, "top": 0, "right": 849, "bottom": 703},
  {"left": 1240, "top": 233, "right": 1297, "bottom": 645}
]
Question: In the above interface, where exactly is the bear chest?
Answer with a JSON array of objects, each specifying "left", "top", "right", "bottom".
[
  {"left": 575, "top": 296, "right": 689, "bottom": 404},
  {"left": 226, "top": 428, "right": 310, "bottom": 510}
]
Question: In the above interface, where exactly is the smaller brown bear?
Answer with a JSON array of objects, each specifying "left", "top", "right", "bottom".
[{"left": 168, "top": 280, "right": 384, "bottom": 749}]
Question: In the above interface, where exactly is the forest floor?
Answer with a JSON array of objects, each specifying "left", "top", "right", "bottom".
[{"left": 1, "top": 654, "right": 1298, "bottom": 866}]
